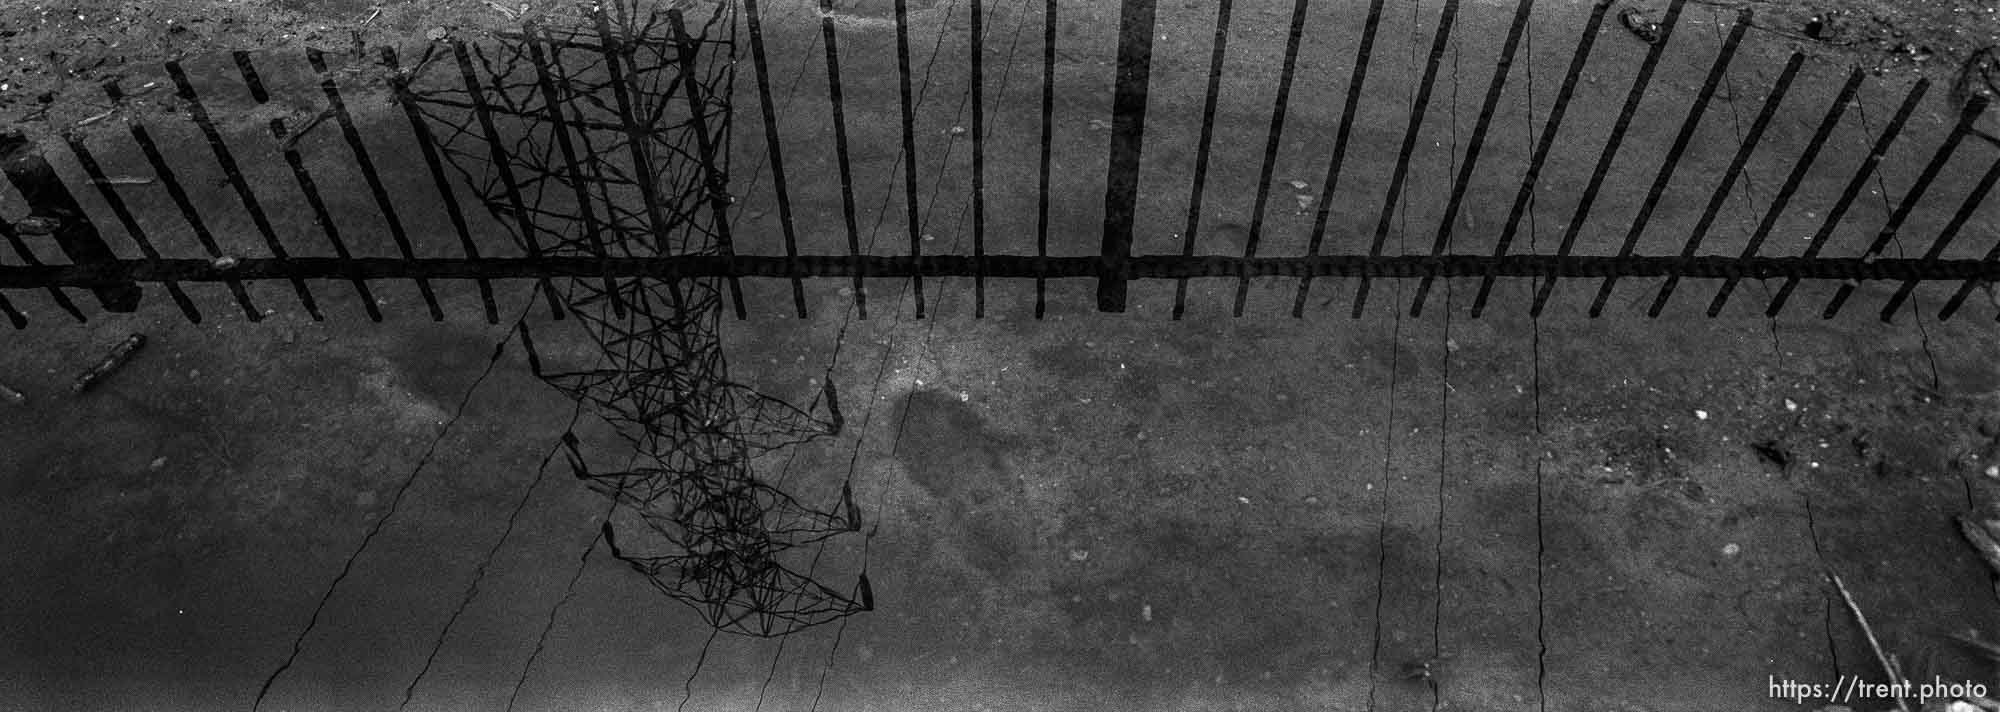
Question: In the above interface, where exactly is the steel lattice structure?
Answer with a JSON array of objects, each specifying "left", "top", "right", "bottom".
[{"left": 395, "top": 0, "right": 872, "bottom": 637}]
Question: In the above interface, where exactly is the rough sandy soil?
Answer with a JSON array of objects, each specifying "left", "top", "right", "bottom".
[
  {"left": 4, "top": 1, "right": 2000, "bottom": 711},
  {"left": 1, "top": 0, "right": 1998, "bottom": 119}
]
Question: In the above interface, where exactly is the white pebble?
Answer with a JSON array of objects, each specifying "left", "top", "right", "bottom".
[{"left": 1694, "top": 409, "right": 1709, "bottom": 420}]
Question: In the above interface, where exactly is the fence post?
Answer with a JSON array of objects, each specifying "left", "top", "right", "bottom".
[{"left": 0, "top": 130, "right": 142, "bottom": 313}]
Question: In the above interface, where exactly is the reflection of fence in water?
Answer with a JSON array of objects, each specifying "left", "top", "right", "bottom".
[
  {"left": 397, "top": 0, "right": 874, "bottom": 637},
  {"left": 5, "top": 1, "right": 2000, "bottom": 328}
]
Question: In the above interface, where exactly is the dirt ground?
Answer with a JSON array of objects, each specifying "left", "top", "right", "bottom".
[
  {"left": 2, "top": 0, "right": 1999, "bottom": 119},
  {"left": 5, "top": 0, "right": 2000, "bottom": 711}
]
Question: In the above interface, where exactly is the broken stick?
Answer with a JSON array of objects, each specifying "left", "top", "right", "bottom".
[
  {"left": 71, "top": 333, "right": 145, "bottom": 394},
  {"left": 1830, "top": 572, "right": 1913, "bottom": 712}
]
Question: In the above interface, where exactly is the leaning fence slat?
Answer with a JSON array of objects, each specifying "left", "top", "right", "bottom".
[
  {"left": 1411, "top": 0, "right": 1537, "bottom": 318},
  {"left": 451, "top": 40, "right": 566, "bottom": 321},
  {"left": 1822, "top": 95, "right": 1990, "bottom": 319},
  {"left": 0, "top": 217, "right": 84, "bottom": 323},
  {"left": 1, "top": 130, "right": 143, "bottom": 317},
  {"left": 107, "top": 81, "right": 262, "bottom": 320},
  {"left": 812, "top": 0, "right": 869, "bottom": 318},
  {"left": 1470, "top": 0, "right": 1614, "bottom": 318},
  {"left": 270, "top": 118, "right": 384, "bottom": 322},
  {"left": 1590, "top": 8, "right": 1751, "bottom": 318},
  {"left": 379, "top": 46, "right": 501, "bottom": 324},
  {"left": 1530, "top": 0, "right": 1688, "bottom": 318},
  {"left": 64, "top": 135, "right": 202, "bottom": 323},
  {"left": 1168, "top": 0, "right": 1232, "bottom": 320},
  {"left": 1291, "top": 0, "right": 1381, "bottom": 318},
  {"left": 669, "top": 9, "right": 748, "bottom": 321},
  {"left": 524, "top": 23, "right": 627, "bottom": 321},
  {"left": 1766, "top": 79, "right": 1929, "bottom": 317},
  {"left": 165, "top": 60, "right": 320, "bottom": 320},
  {"left": 1705, "top": 66, "right": 1860, "bottom": 317},
  {"left": 305, "top": 49, "right": 443, "bottom": 321},
  {"left": 1233, "top": 0, "right": 1313, "bottom": 318},
  {"left": 1885, "top": 150, "right": 2000, "bottom": 320}
]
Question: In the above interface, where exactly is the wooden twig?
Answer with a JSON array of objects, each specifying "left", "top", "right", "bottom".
[
  {"left": 277, "top": 108, "right": 336, "bottom": 152},
  {"left": 1962, "top": 515, "right": 2000, "bottom": 576},
  {"left": 71, "top": 334, "right": 145, "bottom": 395},
  {"left": 1830, "top": 573, "right": 1913, "bottom": 712},
  {"left": 72, "top": 108, "right": 115, "bottom": 127}
]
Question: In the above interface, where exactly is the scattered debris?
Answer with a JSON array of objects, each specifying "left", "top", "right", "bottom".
[
  {"left": 73, "top": 107, "right": 116, "bottom": 127},
  {"left": 1894, "top": 42, "right": 1936, "bottom": 63},
  {"left": 1399, "top": 655, "right": 1447, "bottom": 681},
  {"left": 0, "top": 380, "right": 24, "bottom": 404},
  {"left": 277, "top": 108, "right": 336, "bottom": 152},
  {"left": 11, "top": 215, "right": 58, "bottom": 235},
  {"left": 71, "top": 333, "right": 146, "bottom": 395},
  {"left": 1619, "top": 7, "right": 1663, "bottom": 45}
]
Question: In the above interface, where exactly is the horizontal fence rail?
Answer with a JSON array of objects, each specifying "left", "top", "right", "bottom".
[{"left": 1, "top": 0, "right": 1998, "bottom": 328}]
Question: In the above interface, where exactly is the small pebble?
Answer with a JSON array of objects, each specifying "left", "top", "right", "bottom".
[
  {"left": 1721, "top": 543, "right": 1740, "bottom": 557},
  {"left": 148, "top": 457, "right": 167, "bottom": 470},
  {"left": 1694, "top": 409, "right": 1709, "bottom": 420},
  {"left": 426, "top": 27, "right": 449, "bottom": 41},
  {"left": 1068, "top": 549, "right": 1089, "bottom": 562},
  {"left": 1783, "top": 398, "right": 1798, "bottom": 412},
  {"left": 1141, "top": 604, "right": 1152, "bottom": 622},
  {"left": 1984, "top": 464, "right": 1999, "bottom": 479},
  {"left": 1287, "top": 180, "right": 1308, "bottom": 190},
  {"left": 1236, "top": 496, "right": 1250, "bottom": 504},
  {"left": 950, "top": 125, "right": 967, "bottom": 135}
]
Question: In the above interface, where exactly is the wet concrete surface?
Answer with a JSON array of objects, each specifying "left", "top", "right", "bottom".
[{"left": 4, "top": 0, "right": 2000, "bottom": 710}]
